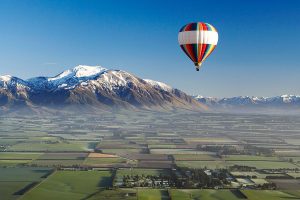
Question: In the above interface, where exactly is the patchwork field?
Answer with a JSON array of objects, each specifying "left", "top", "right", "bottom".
[
  {"left": 0, "top": 167, "right": 52, "bottom": 200},
  {"left": 137, "top": 189, "right": 170, "bottom": 200},
  {"left": 176, "top": 160, "right": 298, "bottom": 169},
  {"left": 1, "top": 111, "right": 300, "bottom": 199},
  {"left": 169, "top": 189, "right": 246, "bottom": 200},
  {"left": 241, "top": 190, "right": 300, "bottom": 200},
  {"left": 21, "top": 170, "right": 112, "bottom": 200}
]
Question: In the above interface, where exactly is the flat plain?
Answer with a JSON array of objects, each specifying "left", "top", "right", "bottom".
[{"left": 0, "top": 111, "right": 300, "bottom": 199}]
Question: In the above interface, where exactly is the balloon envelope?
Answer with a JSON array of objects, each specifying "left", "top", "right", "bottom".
[{"left": 178, "top": 22, "right": 218, "bottom": 70}]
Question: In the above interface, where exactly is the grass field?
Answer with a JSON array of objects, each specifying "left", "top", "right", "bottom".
[
  {"left": 184, "top": 137, "right": 237, "bottom": 144},
  {"left": 137, "top": 189, "right": 170, "bottom": 200},
  {"left": 88, "top": 189, "right": 137, "bottom": 200},
  {"left": 251, "top": 178, "right": 269, "bottom": 185},
  {"left": 0, "top": 182, "right": 32, "bottom": 200},
  {"left": 7, "top": 142, "right": 85, "bottom": 152},
  {"left": 21, "top": 170, "right": 112, "bottom": 200},
  {"left": 230, "top": 171, "right": 286, "bottom": 179},
  {"left": 0, "top": 167, "right": 51, "bottom": 200},
  {"left": 101, "top": 148, "right": 143, "bottom": 155},
  {"left": 0, "top": 152, "right": 42, "bottom": 160},
  {"left": 83, "top": 157, "right": 127, "bottom": 165},
  {"left": 169, "top": 189, "right": 246, "bottom": 200},
  {"left": 222, "top": 155, "right": 279, "bottom": 161},
  {"left": 150, "top": 149, "right": 211, "bottom": 155},
  {"left": 173, "top": 154, "right": 218, "bottom": 161},
  {"left": 0, "top": 167, "right": 51, "bottom": 182},
  {"left": 242, "top": 190, "right": 300, "bottom": 200},
  {"left": 148, "top": 144, "right": 177, "bottom": 149},
  {"left": 37, "top": 153, "right": 88, "bottom": 160},
  {"left": 31, "top": 159, "right": 84, "bottom": 167},
  {"left": 287, "top": 172, "right": 300, "bottom": 178},
  {"left": 0, "top": 159, "right": 32, "bottom": 166},
  {"left": 176, "top": 160, "right": 298, "bottom": 169}
]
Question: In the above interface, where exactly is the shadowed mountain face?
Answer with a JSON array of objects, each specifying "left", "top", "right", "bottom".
[{"left": 0, "top": 65, "right": 206, "bottom": 112}]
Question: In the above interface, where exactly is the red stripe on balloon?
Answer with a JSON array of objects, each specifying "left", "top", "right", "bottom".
[
  {"left": 199, "top": 44, "right": 207, "bottom": 62},
  {"left": 201, "top": 22, "right": 208, "bottom": 31},
  {"left": 185, "top": 44, "right": 197, "bottom": 63}
]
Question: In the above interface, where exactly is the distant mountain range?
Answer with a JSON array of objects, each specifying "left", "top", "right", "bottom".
[
  {"left": 0, "top": 65, "right": 205, "bottom": 112},
  {"left": 193, "top": 95, "right": 300, "bottom": 110},
  {"left": 1, "top": 65, "right": 299, "bottom": 114}
]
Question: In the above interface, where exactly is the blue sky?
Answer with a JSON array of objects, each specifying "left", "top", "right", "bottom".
[{"left": 0, "top": 0, "right": 299, "bottom": 97}]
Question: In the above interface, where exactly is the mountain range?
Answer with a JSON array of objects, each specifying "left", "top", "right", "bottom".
[
  {"left": 194, "top": 95, "right": 300, "bottom": 110},
  {"left": 0, "top": 65, "right": 205, "bottom": 112},
  {"left": 1, "top": 65, "right": 299, "bottom": 114}
]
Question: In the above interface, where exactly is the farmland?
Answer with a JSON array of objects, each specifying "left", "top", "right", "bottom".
[
  {"left": 21, "top": 170, "right": 112, "bottom": 200},
  {"left": 0, "top": 111, "right": 300, "bottom": 199}
]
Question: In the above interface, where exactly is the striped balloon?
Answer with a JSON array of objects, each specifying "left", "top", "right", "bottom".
[{"left": 178, "top": 22, "right": 218, "bottom": 71}]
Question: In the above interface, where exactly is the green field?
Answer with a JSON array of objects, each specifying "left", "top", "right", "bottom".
[
  {"left": 31, "top": 159, "right": 84, "bottom": 167},
  {"left": 101, "top": 148, "right": 143, "bottom": 154},
  {"left": 173, "top": 154, "right": 218, "bottom": 161},
  {"left": 0, "top": 159, "right": 32, "bottom": 166},
  {"left": 287, "top": 172, "right": 300, "bottom": 178},
  {"left": 7, "top": 142, "right": 85, "bottom": 152},
  {"left": 169, "top": 189, "right": 246, "bottom": 200},
  {"left": 223, "top": 155, "right": 279, "bottom": 161},
  {"left": 176, "top": 160, "right": 298, "bottom": 169},
  {"left": 148, "top": 144, "right": 177, "bottom": 149},
  {"left": 0, "top": 152, "right": 42, "bottom": 160},
  {"left": 242, "top": 190, "right": 300, "bottom": 200},
  {"left": 137, "top": 189, "right": 170, "bottom": 200},
  {"left": 0, "top": 182, "right": 32, "bottom": 200},
  {"left": 230, "top": 171, "right": 286, "bottom": 179},
  {"left": 21, "top": 170, "right": 112, "bottom": 200},
  {"left": 88, "top": 189, "right": 137, "bottom": 200},
  {"left": 0, "top": 167, "right": 51, "bottom": 182},
  {"left": 0, "top": 167, "right": 51, "bottom": 200},
  {"left": 83, "top": 157, "right": 127, "bottom": 165}
]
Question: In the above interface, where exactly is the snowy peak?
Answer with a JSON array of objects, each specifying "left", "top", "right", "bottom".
[
  {"left": 0, "top": 75, "right": 28, "bottom": 90},
  {"left": 0, "top": 75, "right": 13, "bottom": 82},
  {"left": 73, "top": 65, "right": 107, "bottom": 78},
  {"left": 49, "top": 65, "right": 107, "bottom": 81},
  {"left": 26, "top": 65, "right": 108, "bottom": 90},
  {"left": 143, "top": 79, "right": 173, "bottom": 92}
]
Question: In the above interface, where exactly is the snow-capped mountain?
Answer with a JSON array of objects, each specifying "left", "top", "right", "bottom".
[
  {"left": 194, "top": 95, "right": 300, "bottom": 107},
  {"left": 0, "top": 65, "right": 205, "bottom": 111}
]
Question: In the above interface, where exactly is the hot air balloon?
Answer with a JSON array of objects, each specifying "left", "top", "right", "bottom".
[{"left": 178, "top": 22, "right": 218, "bottom": 71}]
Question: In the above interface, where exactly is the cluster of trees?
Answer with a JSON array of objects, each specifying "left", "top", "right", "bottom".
[
  {"left": 197, "top": 144, "right": 274, "bottom": 157},
  {"left": 243, "top": 145, "right": 274, "bottom": 156},
  {"left": 197, "top": 145, "right": 240, "bottom": 155},
  {"left": 257, "top": 182, "right": 277, "bottom": 190},
  {"left": 229, "top": 165, "right": 256, "bottom": 171},
  {"left": 121, "top": 174, "right": 171, "bottom": 188},
  {"left": 171, "top": 168, "right": 230, "bottom": 189}
]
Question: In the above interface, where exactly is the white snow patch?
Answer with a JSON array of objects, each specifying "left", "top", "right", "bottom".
[
  {"left": 144, "top": 79, "right": 173, "bottom": 92},
  {"left": 73, "top": 65, "right": 107, "bottom": 78},
  {"left": 0, "top": 75, "right": 12, "bottom": 82}
]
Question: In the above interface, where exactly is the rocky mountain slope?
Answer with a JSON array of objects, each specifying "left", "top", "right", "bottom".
[{"left": 0, "top": 65, "right": 206, "bottom": 112}]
